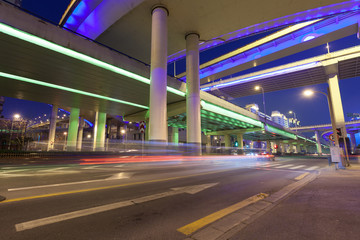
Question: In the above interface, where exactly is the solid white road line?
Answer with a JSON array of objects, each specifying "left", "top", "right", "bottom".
[
  {"left": 289, "top": 165, "right": 306, "bottom": 169},
  {"left": 8, "top": 172, "right": 133, "bottom": 192},
  {"left": 15, "top": 183, "right": 218, "bottom": 231}
]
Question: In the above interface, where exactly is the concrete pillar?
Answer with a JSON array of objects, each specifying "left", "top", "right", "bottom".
[
  {"left": 328, "top": 74, "right": 347, "bottom": 140},
  {"left": 328, "top": 74, "right": 348, "bottom": 167},
  {"left": 67, "top": 107, "right": 80, "bottom": 151},
  {"left": 116, "top": 122, "right": 121, "bottom": 139},
  {"left": 47, "top": 105, "right": 58, "bottom": 151},
  {"left": 149, "top": 6, "right": 168, "bottom": 142},
  {"left": 76, "top": 117, "right": 84, "bottom": 151},
  {"left": 93, "top": 112, "right": 99, "bottom": 150},
  {"left": 145, "top": 120, "right": 149, "bottom": 141},
  {"left": 237, "top": 133, "right": 244, "bottom": 149},
  {"left": 278, "top": 142, "right": 284, "bottom": 154},
  {"left": 172, "top": 127, "right": 179, "bottom": 144},
  {"left": 350, "top": 132, "right": 357, "bottom": 153},
  {"left": 186, "top": 32, "right": 201, "bottom": 145},
  {"left": 314, "top": 130, "right": 323, "bottom": 155},
  {"left": 95, "top": 112, "right": 106, "bottom": 151},
  {"left": 206, "top": 135, "right": 211, "bottom": 146},
  {"left": 224, "top": 134, "right": 231, "bottom": 148},
  {"left": 266, "top": 140, "right": 271, "bottom": 153}
]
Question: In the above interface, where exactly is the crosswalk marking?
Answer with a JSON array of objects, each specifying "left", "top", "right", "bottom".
[
  {"left": 274, "top": 164, "right": 294, "bottom": 169},
  {"left": 304, "top": 166, "right": 319, "bottom": 171},
  {"left": 289, "top": 165, "right": 306, "bottom": 169}
]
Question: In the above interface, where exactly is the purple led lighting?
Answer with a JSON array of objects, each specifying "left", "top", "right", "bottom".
[
  {"left": 195, "top": 12, "right": 359, "bottom": 81},
  {"left": 200, "top": 62, "right": 319, "bottom": 91},
  {"left": 168, "top": 1, "right": 360, "bottom": 63}
]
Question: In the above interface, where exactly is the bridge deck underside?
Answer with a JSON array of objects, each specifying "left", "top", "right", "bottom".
[{"left": 0, "top": 32, "right": 183, "bottom": 115}]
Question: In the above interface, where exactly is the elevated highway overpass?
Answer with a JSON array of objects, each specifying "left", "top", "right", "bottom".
[{"left": 1, "top": 0, "right": 355, "bottom": 152}]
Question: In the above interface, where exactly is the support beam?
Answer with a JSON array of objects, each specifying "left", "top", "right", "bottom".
[
  {"left": 93, "top": 112, "right": 98, "bottom": 150},
  {"left": 237, "top": 133, "right": 244, "bottom": 149},
  {"left": 77, "top": 117, "right": 84, "bottom": 151},
  {"left": 350, "top": 132, "right": 357, "bottom": 153},
  {"left": 149, "top": 6, "right": 168, "bottom": 142},
  {"left": 47, "top": 105, "right": 58, "bottom": 151},
  {"left": 314, "top": 130, "right": 323, "bottom": 155},
  {"left": 224, "top": 134, "right": 231, "bottom": 148},
  {"left": 186, "top": 32, "right": 201, "bottom": 146},
  {"left": 171, "top": 127, "right": 179, "bottom": 144},
  {"left": 95, "top": 112, "right": 106, "bottom": 151},
  {"left": 266, "top": 140, "right": 271, "bottom": 153},
  {"left": 67, "top": 107, "right": 80, "bottom": 151}
]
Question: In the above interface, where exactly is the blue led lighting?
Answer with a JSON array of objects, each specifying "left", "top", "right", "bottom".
[
  {"left": 201, "top": 62, "right": 319, "bottom": 91},
  {"left": 193, "top": 12, "right": 360, "bottom": 82},
  {"left": 168, "top": 1, "right": 360, "bottom": 63}
]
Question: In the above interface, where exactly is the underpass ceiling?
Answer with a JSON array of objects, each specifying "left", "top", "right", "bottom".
[
  {"left": 90, "top": 0, "right": 347, "bottom": 64},
  {"left": 0, "top": 30, "right": 184, "bottom": 116}
]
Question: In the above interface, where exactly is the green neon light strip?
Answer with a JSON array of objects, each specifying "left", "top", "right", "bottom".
[
  {"left": 0, "top": 72, "right": 149, "bottom": 109},
  {"left": 0, "top": 23, "right": 185, "bottom": 97},
  {"left": 200, "top": 101, "right": 263, "bottom": 127},
  {"left": 266, "top": 125, "right": 297, "bottom": 140}
]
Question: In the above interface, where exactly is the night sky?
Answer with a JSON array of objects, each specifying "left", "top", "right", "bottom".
[{"left": 2, "top": 0, "right": 360, "bottom": 128}]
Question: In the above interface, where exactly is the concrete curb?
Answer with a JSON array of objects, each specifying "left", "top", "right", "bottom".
[{"left": 185, "top": 172, "right": 319, "bottom": 240}]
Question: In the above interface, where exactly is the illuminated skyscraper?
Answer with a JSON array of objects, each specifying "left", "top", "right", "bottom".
[{"left": 271, "top": 111, "right": 289, "bottom": 128}]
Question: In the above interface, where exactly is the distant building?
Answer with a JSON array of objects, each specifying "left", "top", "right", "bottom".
[
  {"left": 245, "top": 103, "right": 259, "bottom": 114},
  {"left": 271, "top": 111, "right": 289, "bottom": 128},
  {"left": 245, "top": 103, "right": 271, "bottom": 120}
]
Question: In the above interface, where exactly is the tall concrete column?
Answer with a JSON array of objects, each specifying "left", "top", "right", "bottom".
[
  {"left": 237, "top": 133, "right": 244, "bottom": 149},
  {"left": 328, "top": 74, "right": 347, "bottom": 139},
  {"left": 172, "top": 127, "right": 179, "bottom": 144},
  {"left": 93, "top": 112, "right": 99, "bottom": 150},
  {"left": 314, "top": 130, "right": 323, "bottom": 155},
  {"left": 76, "top": 117, "right": 84, "bottom": 151},
  {"left": 206, "top": 135, "right": 211, "bottom": 153},
  {"left": 149, "top": 6, "right": 168, "bottom": 142},
  {"left": 47, "top": 105, "right": 58, "bottom": 151},
  {"left": 266, "top": 140, "right": 271, "bottom": 153},
  {"left": 67, "top": 107, "right": 80, "bottom": 151},
  {"left": 186, "top": 32, "right": 201, "bottom": 147},
  {"left": 350, "top": 132, "right": 357, "bottom": 153},
  {"left": 224, "top": 134, "right": 231, "bottom": 148},
  {"left": 95, "top": 112, "right": 106, "bottom": 151},
  {"left": 145, "top": 120, "right": 149, "bottom": 141}
]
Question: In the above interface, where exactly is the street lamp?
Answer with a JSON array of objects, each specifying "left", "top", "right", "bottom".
[
  {"left": 8, "top": 114, "right": 21, "bottom": 150},
  {"left": 254, "top": 85, "right": 266, "bottom": 119},
  {"left": 303, "top": 89, "right": 350, "bottom": 166},
  {"left": 288, "top": 111, "right": 298, "bottom": 131}
]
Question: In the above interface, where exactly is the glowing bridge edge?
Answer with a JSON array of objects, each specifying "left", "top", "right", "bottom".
[
  {"left": 200, "top": 100, "right": 263, "bottom": 128},
  {"left": 266, "top": 125, "right": 297, "bottom": 140},
  {"left": 200, "top": 61, "right": 320, "bottom": 91},
  {"left": 0, "top": 23, "right": 185, "bottom": 97},
  {"left": 0, "top": 72, "right": 149, "bottom": 109}
]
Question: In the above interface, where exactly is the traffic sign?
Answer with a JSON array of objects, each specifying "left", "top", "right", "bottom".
[
  {"left": 329, "top": 133, "right": 335, "bottom": 142},
  {"left": 139, "top": 121, "right": 145, "bottom": 133}
]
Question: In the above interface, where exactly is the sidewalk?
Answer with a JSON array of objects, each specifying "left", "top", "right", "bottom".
[
  {"left": 185, "top": 162, "right": 360, "bottom": 240},
  {"left": 227, "top": 163, "right": 360, "bottom": 240}
]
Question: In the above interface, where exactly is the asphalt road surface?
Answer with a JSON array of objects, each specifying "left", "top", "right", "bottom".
[{"left": 0, "top": 155, "right": 328, "bottom": 240}]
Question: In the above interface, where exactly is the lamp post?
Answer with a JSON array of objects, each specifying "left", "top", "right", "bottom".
[
  {"left": 303, "top": 89, "right": 350, "bottom": 166},
  {"left": 8, "top": 114, "right": 20, "bottom": 150},
  {"left": 254, "top": 85, "right": 266, "bottom": 120},
  {"left": 288, "top": 110, "right": 298, "bottom": 133}
]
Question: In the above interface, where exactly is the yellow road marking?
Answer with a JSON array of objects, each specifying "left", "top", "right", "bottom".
[
  {"left": 1, "top": 169, "right": 230, "bottom": 204},
  {"left": 294, "top": 172, "right": 310, "bottom": 181},
  {"left": 177, "top": 192, "right": 269, "bottom": 235}
]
